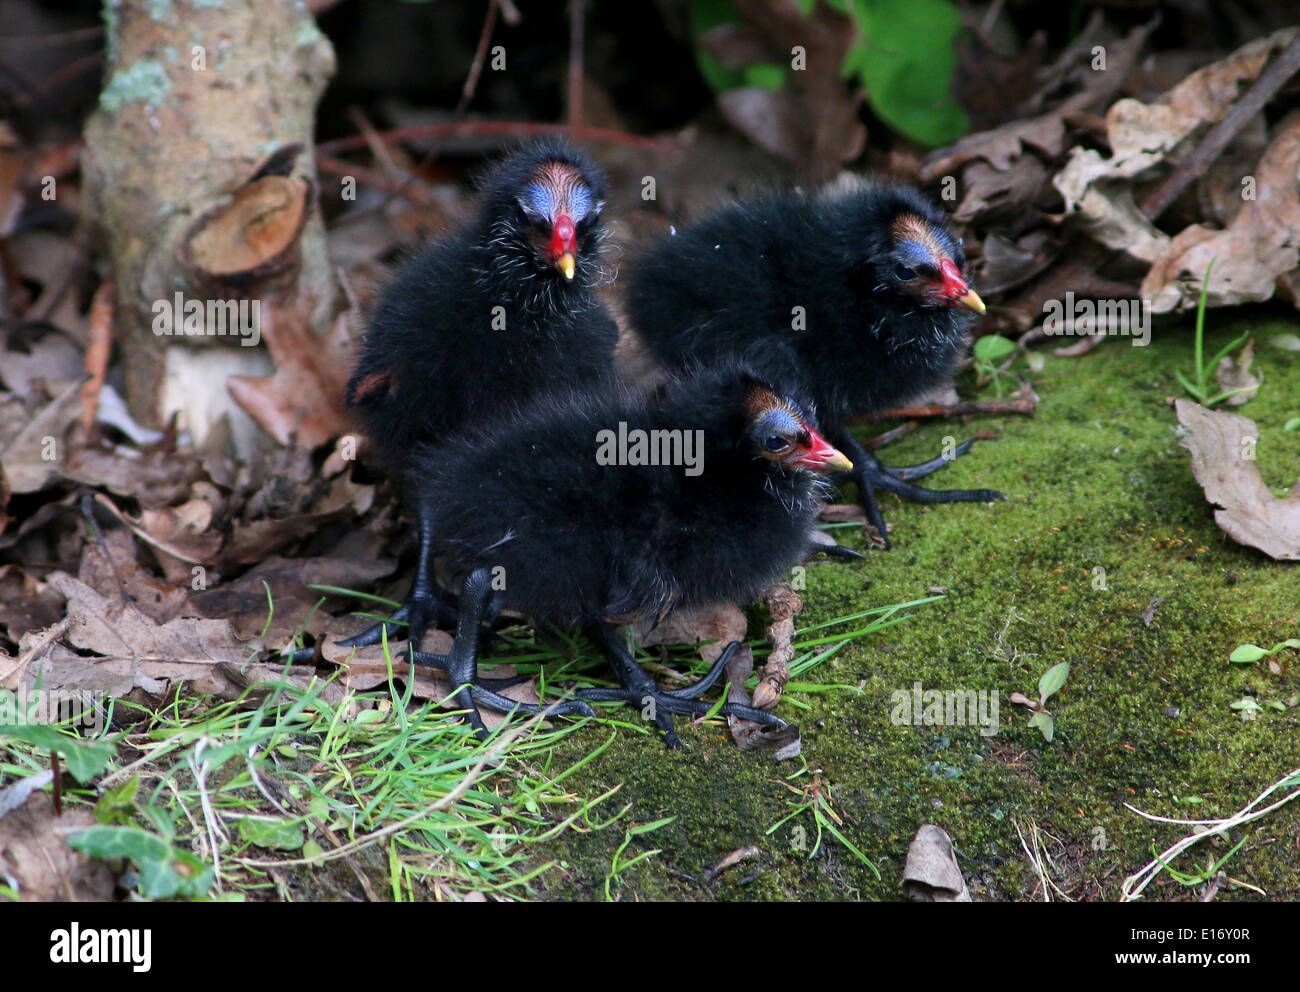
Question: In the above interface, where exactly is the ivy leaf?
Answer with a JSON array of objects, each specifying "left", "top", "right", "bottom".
[
  {"left": 846, "top": 0, "right": 968, "bottom": 146},
  {"left": 237, "top": 817, "right": 306, "bottom": 851},
  {"left": 67, "top": 826, "right": 214, "bottom": 899}
]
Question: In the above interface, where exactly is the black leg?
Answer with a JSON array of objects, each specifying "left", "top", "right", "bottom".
[
  {"left": 576, "top": 626, "right": 786, "bottom": 749},
  {"left": 410, "top": 568, "right": 595, "bottom": 737},
  {"left": 283, "top": 499, "right": 459, "bottom": 664},
  {"left": 807, "top": 540, "right": 865, "bottom": 562},
  {"left": 830, "top": 427, "right": 1006, "bottom": 550},
  {"left": 881, "top": 439, "right": 976, "bottom": 480}
]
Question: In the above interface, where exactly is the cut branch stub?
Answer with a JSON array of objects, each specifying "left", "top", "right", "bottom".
[{"left": 181, "top": 169, "right": 313, "bottom": 295}]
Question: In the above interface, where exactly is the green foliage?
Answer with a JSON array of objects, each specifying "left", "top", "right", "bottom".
[
  {"left": 67, "top": 825, "right": 215, "bottom": 899},
  {"left": 1229, "top": 639, "right": 1299, "bottom": 664},
  {"left": 972, "top": 333, "right": 1021, "bottom": 397},
  {"left": 691, "top": 0, "right": 968, "bottom": 148},
  {"left": 0, "top": 722, "right": 114, "bottom": 783},
  {"left": 1012, "top": 662, "right": 1069, "bottom": 743},
  {"left": 843, "top": 0, "right": 968, "bottom": 146},
  {"left": 1176, "top": 259, "right": 1257, "bottom": 407},
  {"left": 604, "top": 816, "right": 675, "bottom": 901},
  {"left": 690, "top": 0, "right": 786, "bottom": 93}
]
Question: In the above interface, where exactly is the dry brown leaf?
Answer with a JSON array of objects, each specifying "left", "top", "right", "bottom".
[
  {"left": 219, "top": 473, "right": 373, "bottom": 567},
  {"left": 89, "top": 493, "right": 222, "bottom": 572},
  {"left": 0, "top": 794, "right": 114, "bottom": 903},
  {"left": 227, "top": 304, "right": 354, "bottom": 450},
  {"left": 0, "top": 380, "right": 82, "bottom": 494},
  {"left": 48, "top": 571, "right": 264, "bottom": 694},
  {"left": 902, "top": 823, "right": 971, "bottom": 902},
  {"left": 77, "top": 525, "right": 194, "bottom": 625},
  {"left": 633, "top": 602, "right": 747, "bottom": 663},
  {"left": 921, "top": 114, "right": 1065, "bottom": 182},
  {"left": 1174, "top": 399, "right": 1300, "bottom": 560},
  {"left": 338, "top": 647, "right": 540, "bottom": 732},
  {"left": 954, "top": 157, "right": 1049, "bottom": 225},
  {"left": 192, "top": 553, "right": 397, "bottom": 641},
  {"left": 63, "top": 444, "right": 204, "bottom": 507},
  {"left": 1143, "top": 116, "right": 1300, "bottom": 313},
  {"left": 1215, "top": 338, "right": 1261, "bottom": 407},
  {"left": 977, "top": 231, "right": 1059, "bottom": 296},
  {"left": 1055, "top": 27, "right": 1299, "bottom": 273},
  {"left": 184, "top": 175, "right": 310, "bottom": 279}
]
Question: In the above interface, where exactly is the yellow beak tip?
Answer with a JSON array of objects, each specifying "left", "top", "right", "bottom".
[
  {"left": 959, "top": 289, "right": 987, "bottom": 314},
  {"left": 558, "top": 254, "right": 576, "bottom": 281}
]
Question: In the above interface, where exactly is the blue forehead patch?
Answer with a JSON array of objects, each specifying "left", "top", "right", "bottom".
[
  {"left": 758, "top": 407, "right": 801, "bottom": 436},
  {"left": 525, "top": 182, "right": 556, "bottom": 218},
  {"left": 569, "top": 184, "right": 593, "bottom": 221}
]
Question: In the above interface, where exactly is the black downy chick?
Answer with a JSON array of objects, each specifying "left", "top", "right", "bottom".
[
  {"left": 407, "top": 362, "right": 853, "bottom": 747},
  {"left": 315, "top": 139, "right": 618, "bottom": 660},
  {"left": 625, "top": 183, "right": 1005, "bottom": 548}
]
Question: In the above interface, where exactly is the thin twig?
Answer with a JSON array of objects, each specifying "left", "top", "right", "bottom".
[
  {"left": 854, "top": 385, "right": 1037, "bottom": 422},
  {"left": 456, "top": 0, "right": 499, "bottom": 117},
  {"left": 862, "top": 421, "right": 918, "bottom": 452},
  {"left": 79, "top": 281, "right": 113, "bottom": 434},
  {"left": 316, "top": 154, "right": 433, "bottom": 205},
  {"left": 1142, "top": 31, "right": 1300, "bottom": 221}
]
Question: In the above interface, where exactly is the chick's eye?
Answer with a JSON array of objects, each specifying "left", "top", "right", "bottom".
[
  {"left": 893, "top": 263, "right": 917, "bottom": 281},
  {"left": 764, "top": 435, "right": 790, "bottom": 453}
]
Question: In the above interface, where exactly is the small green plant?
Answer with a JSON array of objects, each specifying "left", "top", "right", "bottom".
[
  {"left": 1175, "top": 259, "right": 1258, "bottom": 407},
  {"left": 1229, "top": 638, "right": 1299, "bottom": 674},
  {"left": 603, "top": 816, "right": 675, "bottom": 901},
  {"left": 768, "top": 771, "right": 879, "bottom": 876},
  {"left": 1010, "top": 661, "right": 1069, "bottom": 742},
  {"left": 1149, "top": 835, "right": 1249, "bottom": 890},
  {"left": 972, "top": 333, "right": 1019, "bottom": 397}
]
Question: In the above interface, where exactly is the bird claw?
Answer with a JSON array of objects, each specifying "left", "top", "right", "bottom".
[
  {"left": 411, "top": 648, "right": 595, "bottom": 737},
  {"left": 577, "top": 641, "right": 786, "bottom": 749},
  {"left": 281, "top": 590, "right": 458, "bottom": 666},
  {"left": 809, "top": 541, "right": 866, "bottom": 562},
  {"left": 841, "top": 436, "right": 1006, "bottom": 550}
]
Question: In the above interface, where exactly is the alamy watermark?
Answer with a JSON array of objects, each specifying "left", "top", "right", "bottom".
[
  {"left": 1042, "top": 292, "right": 1151, "bottom": 347},
  {"left": 0, "top": 687, "right": 108, "bottom": 735},
  {"left": 595, "top": 422, "right": 704, "bottom": 477},
  {"left": 152, "top": 293, "right": 261, "bottom": 347},
  {"left": 890, "top": 681, "right": 1000, "bottom": 737}
]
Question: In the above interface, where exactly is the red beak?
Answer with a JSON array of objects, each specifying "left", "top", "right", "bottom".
[
  {"left": 550, "top": 214, "right": 577, "bottom": 280},
  {"left": 791, "top": 424, "right": 853, "bottom": 472},
  {"left": 938, "top": 258, "right": 986, "bottom": 313}
]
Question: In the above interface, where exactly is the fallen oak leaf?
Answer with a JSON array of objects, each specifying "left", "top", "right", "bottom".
[
  {"left": 90, "top": 492, "right": 222, "bottom": 567},
  {"left": 1173, "top": 399, "right": 1300, "bottom": 560},
  {"left": 0, "top": 381, "right": 82, "bottom": 494},
  {"left": 47, "top": 572, "right": 264, "bottom": 694},
  {"left": 227, "top": 303, "right": 354, "bottom": 450}
]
